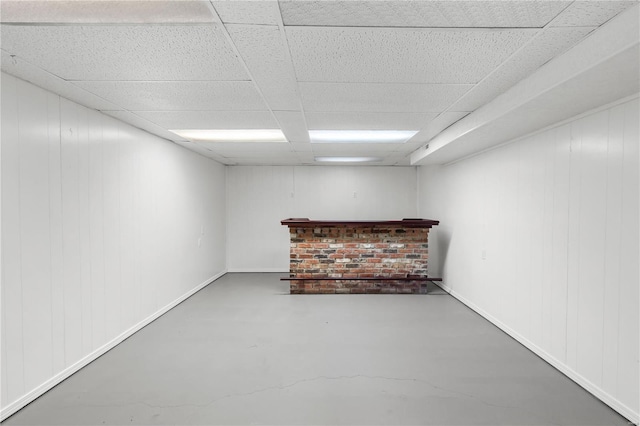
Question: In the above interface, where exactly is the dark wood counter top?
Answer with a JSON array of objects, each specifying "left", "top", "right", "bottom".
[{"left": 281, "top": 218, "right": 439, "bottom": 228}]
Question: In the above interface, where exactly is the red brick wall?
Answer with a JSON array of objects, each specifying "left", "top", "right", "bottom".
[{"left": 288, "top": 226, "right": 429, "bottom": 294}]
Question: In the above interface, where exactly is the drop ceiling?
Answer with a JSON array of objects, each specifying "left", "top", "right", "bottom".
[{"left": 1, "top": 0, "right": 637, "bottom": 166}]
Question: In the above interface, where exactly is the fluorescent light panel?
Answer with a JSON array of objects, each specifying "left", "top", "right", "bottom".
[
  {"left": 309, "top": 130, "right": 418, "bottom": 144},
  {"left": 170, "top": 129, "right": 287, "bottom": 142},
  {"left": 315, "top": 157, "right": 382, "bottom": 163}
]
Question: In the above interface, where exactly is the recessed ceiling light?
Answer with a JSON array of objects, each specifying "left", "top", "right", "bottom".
[
  {"left": 309, "top": 130, "right": 418, "bottom": 144},
  {"left": 169, "top": 129, "right": 287, "bottom": 143},
  {"left": 314, "top": 157, "right": 382, "bottom": 163}
]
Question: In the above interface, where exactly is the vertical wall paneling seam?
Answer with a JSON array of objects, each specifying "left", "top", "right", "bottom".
[
  {"left": 75, "top": 103, "right": 85, "bottom": 353},
  {"left": 569, "top": 120, "right": 580, "bottom": 369},
  {"left": 541, "top": 134, "right": 550, "bottom": 348},
  {"left": 224, "top": 165, "right": 229, "bottom": 272},
  {"left": 574, "top": 121, "right": 583, "bottom": 371},
  {"left": 16, "top": 80, "right": 26, "bottom": 391},
  {"left": 116, "top": 122, "right": 122, "bottom": 333},
  {"left": 600, "top": 110, "right": 610, "bottom": 386},
  {"left": 564, "top": 124, "right": 572, "bottom": 363},
  {"left": 548, "top": 129, "right": 557, "bottom": 349},
  {"left": 47, "top": 92, "right": 54, "bottom": 371},
  {"left": 515, "top": 143, "right": 523, "bottom": 333},
  {"left": 57, "top": 95, "right": 66, "bottom": 367},
  {"left": 84, "top": 105, "right": 93, "bottom": 352},
  {"left": 100, "top": 120, "right": 106, "bottom": 343},
  {"left": 615, "top": 107, "right": 627, "bottom": 398}
]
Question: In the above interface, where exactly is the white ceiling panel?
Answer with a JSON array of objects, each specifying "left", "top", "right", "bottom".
[
  {"left": 272, "top": 111, "right": 310, "bottom": 143},
  {"left": 305, "top": 112, "right": 438, "bottom": 130},
  {"left": 229, "top": 157, "right": 303, "bottom": 165},
  {"left": 1, "top": 0, "right": 635, "bottom": 168},
  {"left": 300, "top": 82, "right": 471, "bottom": 113},
  {"left": 1, "top": 50, "right": 121, "bottom": 111},
  {"left": 549, "top": 1, "right": 637, "bottom": 27},
  {"left": 132, "top": 110, "right": 279, "bottom": 130},
  {"left": 102, "top": 110, "right": 187, "bottom": 143},
  {"left": 75, "top": 81, "right": 268, "bottom": 111},
  {"left": 311, "top": 144, "right": 403, "bottom": 154},
  {"left": 226, "top": 24, "right": 301, "bottom": 110},
  {"left": 0, "top": 24, "right": 248, "bottom": 81},
  {"left": 290, "top": 143, "right": 313, "bottom": 153},
  {"left": 173, "top": 141, "right": 234, "bottom": 164},
  {"left": 212, "top": 0, "right": 280, "bottom": 25},
  {"left": 197, "top": 142, "right": 296, "bottom": 153},
  {"left": 280, "top": 1, "right": 570, "bottom": 28},
  {"left": 0, "top": 1, "right": 215, "bottom": 24},
  {"left": 450, "top": 26, "right": 595, "bottom": 112},
  {"left": 287, "top": 27, "right": 537, "bottom": 84}
]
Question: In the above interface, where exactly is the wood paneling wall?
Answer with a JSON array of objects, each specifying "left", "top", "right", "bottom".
[
  {"left": 1, "top": 74, "right": 227, "bottom": 418},
  {"left": 226, "top": 166, "right": 417, "bottom": 272},
  {"left": 417, "top": 97, "right": 639, "bottom": 423}
]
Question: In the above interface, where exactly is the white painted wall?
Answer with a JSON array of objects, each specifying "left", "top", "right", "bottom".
[
  {"left": 226, "top": 166, "right": 418, "bottom": 271},
  {"left": 417, "top": 97, "right": 639, "bottom": 422},
  {"left": 0, "top": 73, "right": 227, "bottom": 419}
]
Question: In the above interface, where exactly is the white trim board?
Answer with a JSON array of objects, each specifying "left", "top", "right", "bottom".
[
  {"left": 0, "top": 270, "right": 228, "bottom": 422},
  {"left": 434, "top": 282, "right": 639, "bottom": 424}
]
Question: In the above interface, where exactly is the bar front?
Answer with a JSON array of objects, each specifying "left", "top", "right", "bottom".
[{"left": 281, "top": 218, "right": 440, "bottom": 294}]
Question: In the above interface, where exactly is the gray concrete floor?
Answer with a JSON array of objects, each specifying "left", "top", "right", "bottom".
[{"left": 4, "top": 273, "right": 630, "bottom": 425}]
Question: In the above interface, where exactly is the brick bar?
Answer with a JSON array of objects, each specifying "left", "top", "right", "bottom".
[{"left": 282, "top": 218, "right": 439, "bottom": 294}]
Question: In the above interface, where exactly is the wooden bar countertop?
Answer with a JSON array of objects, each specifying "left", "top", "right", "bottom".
[{"left": 281, "top": 218, "right": 439, "bottom": 228}]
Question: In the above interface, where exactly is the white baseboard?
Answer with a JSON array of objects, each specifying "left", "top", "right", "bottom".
[
  {"left": 227, "top": 268, "right": 288, "bottom": 273},
  {"left": 436, "top": 282, "right": 638, "bottom": 425},
  {"left": 0, "top": 270, "right": 227, "bottom": 422}
]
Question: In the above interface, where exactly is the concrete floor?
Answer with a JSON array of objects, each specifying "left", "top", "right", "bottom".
[{"left": 4, "top": 273, "right": 630, "bottom": 425}]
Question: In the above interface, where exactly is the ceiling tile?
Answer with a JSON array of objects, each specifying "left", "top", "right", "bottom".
[
  {"left": 280, "top": 1, "right": 569, "bottom": 28},
  {"left": 75, "top": 81, "right": 268, "bottom": 111},
  {"left": 1, "top": 50, "right": 121, "bottom": 111},
  {"left": 102, "top": 110, "right": 187, "bottom": 142},
  {"left": 549, "top": 1, "right": 637, "bottom": 27},
  {"left": 173, "top": 141, "right": 234, "bottom": 164},
  {"left": 0, "top": 24, "right": 248, "bottom": 81},
  {"left": 300, "top": 83, "right": 471, "bottom": 113},
  {"left": 273, "top": 111, "right": 310, "bottom": 143},
  {"left": 290, "top": 143, "right": 313, "bottom": 152},
  {"left": 305, "top": 112, "right": 438, "bottom": 130},
  {"left": 198, "top": 142, "right": 295, "bottom": 152},
  {"left": 230, "top": 157, "right": 303, "bottom": 165},
  {"left": 311, "top": 143, "right": 404, "bottom": 154},
  {"left": 132, "top": 110, "right": 279, "bottom": 130},
  {"left": 225, "top": 152, "right": 298, "bottom": 160},
  {"left": 450, "top": 26, "right": 595, "bottom": 112},
  {"left": 287, "top": 27, "right": 537, "bottom": 84},
  {"left": 213, "top": 1, "right": 281, "bottom": 25},
  {"left": 226, "top": 24, "right": 300, "bottom": 110},
  {"left": 0, "top": 1, "right": 215, "bottom": 24}
]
